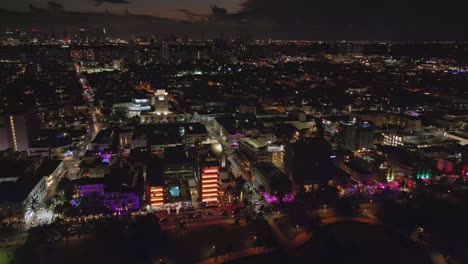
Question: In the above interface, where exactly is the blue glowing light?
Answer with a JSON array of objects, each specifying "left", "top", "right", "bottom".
[{"left": 169, "top": 186, "right": 180, "bottom": 197}]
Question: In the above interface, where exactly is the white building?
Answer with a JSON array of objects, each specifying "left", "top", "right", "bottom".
[
  {"left": 112, "top": 98, "right": 153, "bottom": 118},
  {"left": 154, "top": 89, "right": 169, "bottom": 115},
  {"left": 112, "top": 90, "right": 170, "bottom": 120},
  {"left": 0, "top": 159, "right": 48, "bottom": 223}
]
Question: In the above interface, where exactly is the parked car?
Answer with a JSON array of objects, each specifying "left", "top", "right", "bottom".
[
  {"left": 220, "top": 210, "right": 228, "bottom": 216},
  {"left": 193, "top": 213, "right": 203, "bottom": 219}
]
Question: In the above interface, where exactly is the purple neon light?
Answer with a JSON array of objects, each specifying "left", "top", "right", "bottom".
[
  {"left": 282, "top": 193, "right": 295, "bottom": 203},
  {"left": 261, "top": 192, "right": 279, "bottom": 204},
  {"left": 230, "top": 133, "right": 246, "bottom": 137}
]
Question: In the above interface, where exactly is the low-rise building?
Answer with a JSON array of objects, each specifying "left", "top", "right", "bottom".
[
  {"left": 353, "top": 111, "right": 421, "bottom": 130},
  {"left": 0, "top": 159, "right": 48, "bottom": 222},
  {"left": 238, "top": 137, "right": 284, "bottom": 170},
  {"left": 252, "top": 162, "right": 291, "bottom": 195},
  {"left": 383, "top": 127, "right": 453, "bottom": 150}
]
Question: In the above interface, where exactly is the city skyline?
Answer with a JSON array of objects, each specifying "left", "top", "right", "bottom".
[
  {"left": 1, "top": 3, "right": 468, "bottom": 264},
  {"left": 2, "top": 0, "right": 243, "bottom": 20},
  {"left": 1, "top": 0, "right": 468, "bottom": 40}
]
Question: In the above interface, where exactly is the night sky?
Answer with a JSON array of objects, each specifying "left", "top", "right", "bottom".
[
  {"left": 1, "top": 0, "right": 468, "bottom": 40},
  {"left": 2, "top": 0, "right": 244, "bottom": 20}
]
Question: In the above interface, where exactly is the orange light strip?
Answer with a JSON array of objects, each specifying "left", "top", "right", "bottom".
[
  {"left": 203, "top": 169, "right": 219, "bottom": 173},
  {"left": 202, "top": 179, "right": 218, "bottom": 183},
  {"left": 202, "top": 184, "right": 218, "bottom": 188},
  {"left": 202, "top": 193, "right": 218, "bottom": 197},
  {"left": 202, "top": 188, "right": 218, "bottom": 192},
  {"left": 202, "top": 175, "right": 218, "bottom": 179},
  {"left": 202, "top": 198, "right": 218, "bottom": 202},
  {"left": 202, "top": 192, "right": 218, "bottom": 196},
  {"left": 202, "top": 172, "right": 218, "bottom": 176}
]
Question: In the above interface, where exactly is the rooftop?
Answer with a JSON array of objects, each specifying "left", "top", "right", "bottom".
[
  {"left": 163, "top": 145, "right": 189, "bottom": 164},
  {"left": 92, "top": 129, "right": 114, "bottom": 144},
  {"left": 215, "top": 115, "right": 259, "bottom": 135},
  {"left": 254, "top": 162, "right": 291, "bottom": 188},
  {"left": 0, "top": 169, "right": 44, "bottom": 203},
  {"left": 240, "top": 138, "right": 264, "bottom": 150},
  {"left": 36, "top": 160, "right": 62, "bottom": 177},
  {"left": 0, "top": 160, "right": 36, "bottom": 179}
]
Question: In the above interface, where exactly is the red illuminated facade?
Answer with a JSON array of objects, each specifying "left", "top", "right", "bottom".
[
  {"left": 437, "top": 158, "right": 454, "bottom": 173},
  {"left": 149, "top": 186, "right": 164, "bottom": 207},
  {"left": 462, "top": 164, "right": 468, "bottom": 178},
  {"left": 201, "top": 166, "right": 220, "bottom": 203}
]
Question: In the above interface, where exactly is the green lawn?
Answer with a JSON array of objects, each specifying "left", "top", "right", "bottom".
[
  {"left": 13, "top": 223, "right": 267, "bottom": 264},
  {"left": 0, "top": 248, "right": 13, "bottom": 264},
  {"left": 232, "top": 222, "right": 433, "bottom": 264},
  {"left": 274, "top": 217, "right": 300, "bottom": 241},
  {"left": 166, "top": 223, "right": 259, "bottom": 263}
]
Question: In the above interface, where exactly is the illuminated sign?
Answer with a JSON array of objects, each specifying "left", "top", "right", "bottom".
[{"left": 267, "top": 145, "right": 284, "bottom": 152}]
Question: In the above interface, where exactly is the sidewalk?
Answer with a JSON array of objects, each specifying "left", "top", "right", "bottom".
[
  {"left": 267, "top": 213, "right": 312, "bottom": 251},
  {"left": 196, "top": 213, "right": 311, "bottom": 264},
  {"left": 197, "top": 247, "right": 272, "bottom": 264}
]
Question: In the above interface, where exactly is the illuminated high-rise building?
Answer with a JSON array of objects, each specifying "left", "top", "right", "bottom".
[
  {"left": 285, "top": 137, "right": 334, "bottom": 192},
  {"left": 0, "top": 118, "right": 9, "bottom": 151},
  {"left": 161, "top": 42, "right": 169, "bottom": 59},
  {"left": 153, "top": 89, "right": 169, "bottom": 116},
  {"left": 0, "top": 114, "right": 30, "bottom": 152},
  {"left": 341, "top": 120, "right": 375, "bottom": 151},
  {"left": 198, "top": 152, "right": 220, "bottom": 205}
]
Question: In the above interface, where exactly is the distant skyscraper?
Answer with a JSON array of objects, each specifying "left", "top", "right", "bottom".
[
  {"left": 161, "top": 42, "right": 169, "bottom": 59},
  {"left": 79, "top": 28, "right": 87, "bottom": 44},
  {"left": 198, "top": 152, "right": 220, "bottom": 205},
  {"left": 0, "top": 114, "right": 30, "bottom": 152},
  {"left": 285, "top": 137, "right": 335, "bottom": 192},
  {"left": 341, "top": 120, "right": 375, "bottom": 151},
  {"left": 0, "top": 118, "right": 9, "bottom": 151},
  {"left": 212, "top": 35, "right": 232, "bottom": 61},
  {"left": 153, "top": 89, "right": 169, "bottom": 115}
]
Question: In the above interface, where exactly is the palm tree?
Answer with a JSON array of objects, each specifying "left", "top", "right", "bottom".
[{"left": 53, "top": 219, "right": 71, "bottom": 247}]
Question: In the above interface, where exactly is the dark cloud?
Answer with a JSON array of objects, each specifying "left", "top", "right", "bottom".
[
  {"left": 231, "top": 0, "right": 468, "bottom": 40},
  {"left": 210, "top": 5, "right": 228, "bottom": 17},
  {"left": 177, "top": 9, "right": 208, "bottom": 19},
  {"left": 95, "top": 0, "right": 130, "bottom": 6},
  {"left": 47, "top": 1, "right": 64, "bottom": 11},
  {"left": 240, "top": 0, "right": 468, "bottom": 26},
  {"left": 2, "top": 0, "right": 468, "bottom": 40}
]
